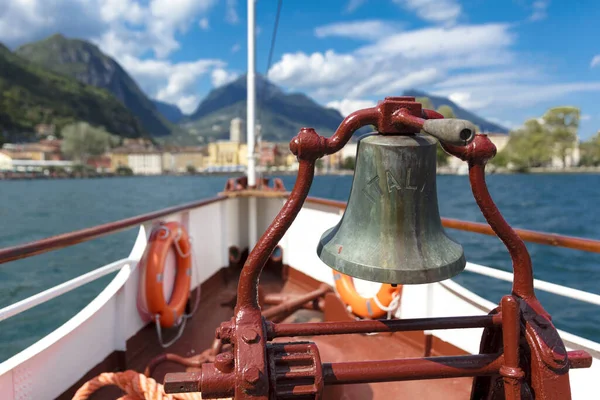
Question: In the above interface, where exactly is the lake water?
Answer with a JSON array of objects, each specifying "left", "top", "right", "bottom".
[{"left": 0, "top": 173, "right": 599, "bottom": 361}]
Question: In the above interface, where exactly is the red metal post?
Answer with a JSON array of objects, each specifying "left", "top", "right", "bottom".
[
  {"left": 267, "top": 314, "right": 502, "bottom": 339},
  {"left": 499, "top": 296, "right": 524, "bottom": 399},
  {"left": 322, "top": 353, "right": 503, "bottom": 384},
  {"left": 441, "top": 136, "right": 542, "bottom": 312},
  {"left": 262, "top": 284, "right": 330, "bottom": 320}
]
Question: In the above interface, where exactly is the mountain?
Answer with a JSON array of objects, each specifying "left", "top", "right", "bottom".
[
  {"left": 0, "top": 42, "right": 144, "bottom": 140},
  {"left": 153, "top": 100, "right": 184, "bottom": 123},
  {"left": 16, "top": 34, "right": 172, "bottom": 136},
  {"left": 182, "top": 75, "right": 350, "bottom": 143},
  {"left": 403, "top": 89, "right": 508, "bottom": 133}
]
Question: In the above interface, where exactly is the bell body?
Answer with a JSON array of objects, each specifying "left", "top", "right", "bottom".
[{"left": 317, "top": 133, "right": 465, "bottom": 284}]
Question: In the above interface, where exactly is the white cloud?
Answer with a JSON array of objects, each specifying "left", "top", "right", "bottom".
[
  {"left": 269, "top": 20, "right": 600, "bottom": 126},
  {"left": 447, "top": 92, "right": 492, "bottom": 110},
  {"left": 268, "top": 50, "right": 359, "bottom": 96},
  {"left": 0, "top": 0, "right": 105, "bottom": 44},
  {"left": 393, "top": 0, "right": 461, "bottom": 25},
  {"left": 231, "top": 43, "right": 241, "bottom": 53},
  {"left": 226, "top": 0, "right": 239, "bottom": 24},
  {"left": 435, "top": 70, "right": 541, "bottom": 89},
  {"left": 0, "top": 0, "right": 229, "bottom": 113},
  {"left": 270, "top": 23, "right": 514, "bottom": 100},
  {"left": 357, "top": 24, "right": 513, "bottom": 60},
  {"left": 100, "top": 0, "right": 146, "bottom": 24},
  {"left": 530, "top": 0, "right": 549, "bottom": 21},
  {"left": 434, "top": 82, "right": 600, "bottom": 112},
  {"left": 315, "top": 20, "right": 399, "bottom": 41},
  {"left": 199, "top": 17, "right": 210, "bottom": 30},
  {"left": 591, "top": 55, "right": 600, "bottom": 68},
  {"left": 327, "top": 99, "right": 376, "bottom": 116},
  {"left": 0, "top": 0, "right": 220, "bottom": 58},
  {"left": 211, "top": 68, "right": 238, "bottom": 88},
  {"left": 120, "top": 55, "right": 224, "bottom": 113},
  {"left": 581, "top": 114, "right": 592, "bottom": 121},
  {"left": 345, "top": 0, "right": 367, "bottom": 13},
  {"left": 149, "top": 0, "right": 216, "bottom": 30}
]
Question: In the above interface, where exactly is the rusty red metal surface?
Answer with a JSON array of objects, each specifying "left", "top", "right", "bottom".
[
  {"left": 322, "top": 353, "right": 504, "bottom": 385},
  {"left": 442, "top": 137, "right": 537, "bottom": 303},
  {"left": 224, "top": 176, "right": 286, "bottom": 192},
  {"left": 162, "top": 97, "right": 591, "bottom": 399},
  {"left": 261, "top": 284, "right": 330, "bottom": 321},
  {"left": 266, "top": 314, "right": 502, "bottom": 339},
  {"left": 499, "top": 296, "right": 524, "bottom": 399}
]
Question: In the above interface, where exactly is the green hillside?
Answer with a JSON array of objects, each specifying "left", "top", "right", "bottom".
[
  {"left": 16, "top": 34, "right": 172, "bottom": 136},
  {"left": 0, "top": 43, "right": 144, "bottom": 140}
]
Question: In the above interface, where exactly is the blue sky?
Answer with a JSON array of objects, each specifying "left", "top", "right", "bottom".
[{"left": 1, "top": 0, "right": 599, "bottom": 138}]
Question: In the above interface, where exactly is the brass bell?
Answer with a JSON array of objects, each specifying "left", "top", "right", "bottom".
[{"left": 316, "top": 133, "right": 465, "bottom": 285}]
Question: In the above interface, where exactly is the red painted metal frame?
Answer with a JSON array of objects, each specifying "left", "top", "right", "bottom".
[
  {"left": 163, "top": 96, "right": 592, "bottom": 399},
  {"left": 266, "top": 314, "right": 502, "bottom": 339}
]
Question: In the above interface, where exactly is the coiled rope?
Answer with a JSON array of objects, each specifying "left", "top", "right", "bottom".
[
  {"left": 372, "top": 291, "right": 401, "bottom": 319},
  {"left": 72, "top": 370, "right": 232, "bottom": 400}
]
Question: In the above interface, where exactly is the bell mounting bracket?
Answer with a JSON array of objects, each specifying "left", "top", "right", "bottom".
[{"left": 164, "top": 97, "right": 591, "bottom": 399}]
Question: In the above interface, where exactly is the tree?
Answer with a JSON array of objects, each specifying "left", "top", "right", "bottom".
[
  {"left": 436, "top": 105, "right": 455, "bottom": 119},
  {"left": 341, "top": 156, "right": 355, "bottom": 170},
  {"left": 489, "top": 150, "right": 509, "bottom": 168},
  {"left": 187, "top": 165, "right": 197, "bottom": 174},
  {"left": 580, "top": 131, "right": 600, "bottom": 166},
  {"left": 61, "top": 122, "right": 119, "bottom": 163},
  {"left": 542, "top": 107, "right": 580, "bottom": 168},
  {"left": 505, "top": 119, "right": 553, "bottom": 170},
  {"left": 116, "top": 166, "right": 133, "bottom": 176},
  {"left": 416, "top": 97, "right": 434, "bottom": 110}
]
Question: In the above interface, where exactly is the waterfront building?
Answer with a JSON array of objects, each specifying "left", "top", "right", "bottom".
[
  {"left": 0, "top": 150, "right": 74, "bottom": 173},
  {"left": 340, "top": 143, "right": 359, "bottom": 164},
  {"left": 109, "top": 145, "right": 163, "bottom": 175},
  {"left": 162, "top": 147, "right": 208, "bottom": 173},
  {"left": 207, "top": 141, "right": 248, "bottom": 168},
  {"left": 445, "top": 133, "right": 509, "bottom": 173},
  {"left": 1, "top": 140, "right": 63, "bottom": 161},
  {"left": 230, "top": 118, "right": 246, "bottom": 143},
  {"left": 86, "top": 156, "right": 112, "bottom": 173},
  {"left": 0, "top": 152, "right": 11, "bottom": 171}
]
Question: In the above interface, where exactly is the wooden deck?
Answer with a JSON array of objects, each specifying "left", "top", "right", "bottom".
[{"left": 67, "top": 266, "right": 473, "bottom": 399}]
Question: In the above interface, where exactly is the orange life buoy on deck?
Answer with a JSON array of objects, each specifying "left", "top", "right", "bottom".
[
  {"left": 142, "top": 222, "right": 192, "bottom": 328},
  {"left": 333, "top": 271, "right": 402, "bottom": 319}
]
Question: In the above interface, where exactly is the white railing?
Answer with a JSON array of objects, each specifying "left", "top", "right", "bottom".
[
  {"left": 465, "top": 263, "right": 600, "bottom": 306},
  {"left": 0, "top": 258, "right": 132, "bottom": 322}
]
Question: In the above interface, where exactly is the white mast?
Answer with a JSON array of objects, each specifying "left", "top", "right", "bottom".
[
  {"left": 247, "top": 0, "right": 258, "bottom": 248},
  {"left": 247, "top": 0, "right": 256, "bottom": 187}
]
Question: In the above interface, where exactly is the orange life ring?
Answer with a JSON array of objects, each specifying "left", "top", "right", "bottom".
[
  {"left": 143, "top": 222, "right": 192, "bottom": 328},
  {"left": 333, "top": 271, "right": 402, "bottom": 319}
]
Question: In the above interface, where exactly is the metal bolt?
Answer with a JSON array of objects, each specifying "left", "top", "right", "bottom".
[
  {"left": 241, "top": 328, "right": 260, "bottom": 343},
  {"left": 216, "top": 320, "right": 234, "bottom": 343},
  {"left": 215, "top": 352, "right": 234, "bottom": 373},
  {"left": 244, "top": 367, "right": 260, "bottom": 384}
]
